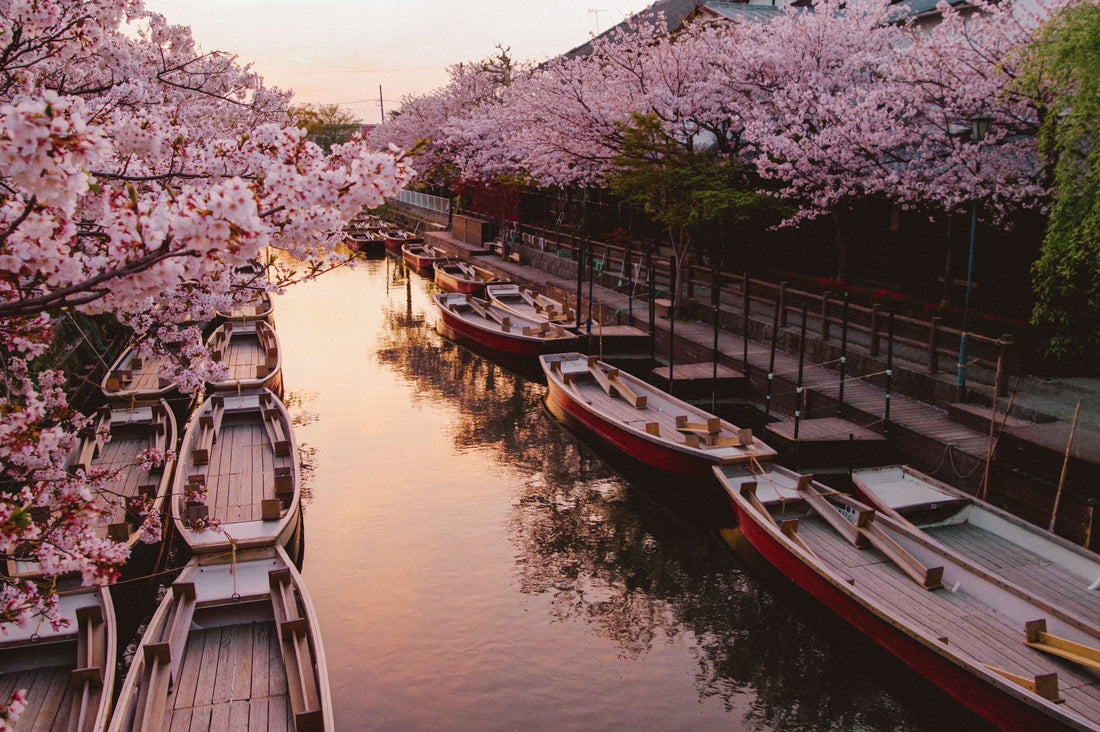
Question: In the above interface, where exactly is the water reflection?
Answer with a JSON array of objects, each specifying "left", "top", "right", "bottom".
[{"left": 359, "top": 263, "right": 968, "bottom": 731}]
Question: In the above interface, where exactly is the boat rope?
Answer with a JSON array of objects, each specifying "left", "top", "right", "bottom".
[
  {"left": 746, "top": 455, "right": 795, "bottom": 512},
  {"left": 947, "top": 443, "right": 984, "bottom": 480},
  {"left": 230, "top": 537, "right": 240, "bottom": 601}
]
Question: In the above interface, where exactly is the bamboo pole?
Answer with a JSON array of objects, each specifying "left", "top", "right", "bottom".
[{"left": 1049, "top": 400, "right": 1082, "bottom": 533}]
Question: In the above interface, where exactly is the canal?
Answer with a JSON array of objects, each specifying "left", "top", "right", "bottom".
[{"left": 270, "top": 256, "right": 983, "bottom": 730}]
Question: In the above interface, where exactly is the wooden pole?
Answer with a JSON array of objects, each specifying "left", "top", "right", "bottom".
[
  {"left": 795, "top": 304, "right": 808, "bottom": 441},
  {"left": 742, "top": 273, "right": 750, "bottom": 380},
  {"left": 980, "top": 392, "right": 1015, "bottom": 502},
  {"left": 648, "top": 245, "right": 656, "bottom": 366},
  {"left": 794, "top": 304, "right": 808, "bottom": 470},
  {"left": 839, "top": 291, "right": 849, "bottom": 416},
  {"left": 1049, "top": 400, "right": 1082, "bottom": 533},
  {"left": 712, "top": 264, "right": 721, "bottom": 412},
  {"left": 668, "top": 254, "right": 677, "bottom": 395},
  {"left": 885, "top": 307, "right": 895, "bottom": 428},
  {"left": 766, "top": 293, "right": 780, "bottom": 417}
]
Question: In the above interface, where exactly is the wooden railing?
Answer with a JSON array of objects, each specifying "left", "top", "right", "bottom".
[{"left": 510, "top": 223, "right": 1017, "bottom": 390}]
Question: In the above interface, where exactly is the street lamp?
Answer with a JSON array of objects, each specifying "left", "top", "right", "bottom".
[{"left": 956, "top": 109, "right": 994, "bottom": 399}]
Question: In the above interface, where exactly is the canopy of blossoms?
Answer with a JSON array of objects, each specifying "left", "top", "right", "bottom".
[{"left": 0, "top": 2, "right": 412, "bottom": 708}]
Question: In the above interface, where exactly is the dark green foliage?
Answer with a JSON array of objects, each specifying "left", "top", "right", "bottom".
[{"left": 1026, "top": 2, "right": 1100, "bottom": 369}]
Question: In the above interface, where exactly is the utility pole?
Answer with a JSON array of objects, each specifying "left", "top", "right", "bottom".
[
  {"left": 589, "top": 8, "right": 606, "bottom": 34},
  {"left": 378, "top": 85, "right": 385, "bottom": 124}
]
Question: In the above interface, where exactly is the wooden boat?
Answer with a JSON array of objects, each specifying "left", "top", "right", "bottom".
[
  {"left": 345, "top": 213, "right": 385, "bottom": 233},
  {"left": 432, "top": 257, "right": 499, "bottom": 294},
  {"left": 102, "top": 342, "right": 177, "bottom": 403},
  {"left": 719, "top": 466, "right": 1100, "bottom": 732},
  {"left": 381, "top": 228, "right": 421, "bottom": 255},
  {"left": 216, "top": 287, "right": 274, "bottom": 323},
  {"left": 108, "top": 545, "right": 332, "bottom": 731},
  {"left": 434, "top": 293, "right": 579, "bottom": 357},
  {"left": 485, "top": 283, "right": 575, "bottom": 324},
  {"left": 401, "top": 241, "right": 442, "bottom": 272},
  {"left": 0, "top": 579, "right": 116, "bottom": 732},
  {"left": 206, "top": 319, "right": 282, "bottom": 395},
  {"left": 852, "top": 464, "right": 1100, "bottom": 624},
  {"left": 540, "top": 352, "right": 776, "bottom": 480},
  {"left": 171, "top": 389, "right": 300, "bottom": 553},
  {"left": 67, "top": 400, "right": 176, "bottom": 552},
  {"left": 344, "top": 230, "right": 386, "bottom": 254}
]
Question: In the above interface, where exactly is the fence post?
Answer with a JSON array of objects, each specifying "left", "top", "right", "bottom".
[
  {"left": 821, "top": 291, "right": 831, "bottom": 341},
  {"left": 778, "top": 281, "right": 788, "bottom": 328},
  {"left": 870, "top": 303, "right": 881, "bottom": 357},
  {"left": 927, "top": 317, "right": 941, "bottom": 374},
  {"left": 996, "top": 334, "right": 1015, "bottom": 398}
]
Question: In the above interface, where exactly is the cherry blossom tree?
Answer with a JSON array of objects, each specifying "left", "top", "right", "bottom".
[
  {"left": 0, "top": 2, "right": 411, "bottom": 718},
  {"left": 369, "top": 45, "right": 521, "bottom": 189}
]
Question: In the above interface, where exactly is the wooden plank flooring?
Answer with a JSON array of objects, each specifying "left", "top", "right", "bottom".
[
  {"left": 927, "top": 524, "right": 1100, "bottom": 624},
  {"left": 165, "top": 622, "right": 292, "bottom": 731},
  {"left": 224, "top": 336, "right": 264, "bottom": 382},
  {"left": 0, "top": 664, "right": 73, "bottom": 730},
  {"left": 205, "top": 414, "right": 286, "bottom": 524},
  {"left": 793, "top": 517, "right": 1100, "bottom": 723},
  {"left": 93, "top": 427, "right": 157, "bottom": 531}
]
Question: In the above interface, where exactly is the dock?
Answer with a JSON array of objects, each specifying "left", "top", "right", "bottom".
[{"left": 422, "top": 226, "right": 1100, "bottom": 550}]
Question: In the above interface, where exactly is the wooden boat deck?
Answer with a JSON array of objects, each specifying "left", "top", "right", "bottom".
[
  {"left": 76, "top": 403, "right": 173, "bottom": 546},
  {"left": 162, "top": 620, "right": 293, "bottom": 730},
  {"left": 0, "top": 663, "right": 80, "bottom": 729},
  {"left": 209, "top": 323, "right": 279, "bottom": 387},
  {"left": 926, "top": 523, "right": 1100, "bottom": 625},
  {"left": 0, "top": 585, "right": 115, "bottom": 732},
  {"left": 205, "top": 413, "right": 287, "bottom": 524},
  {"left": 774, "top": 510, "right": 1100, "bottom": 725},
  {"left": 103, "top": 348, "right": 173, "bottom": 400},
  {"left": 111, "top": 550, "right": 328, "bottom": 730}
]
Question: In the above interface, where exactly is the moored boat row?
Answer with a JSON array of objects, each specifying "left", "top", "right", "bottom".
[{"left": 5, "top": 274, "right": 336, "bottom": 730}]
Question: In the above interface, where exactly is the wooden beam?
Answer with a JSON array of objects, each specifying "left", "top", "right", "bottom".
[{"left": 1025, "top": 619, "right": 1100, "bottom": 673}]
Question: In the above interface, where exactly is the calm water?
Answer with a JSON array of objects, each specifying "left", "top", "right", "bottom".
[{"left": 270, "top": 257, "right": 981, "bottom": 731}]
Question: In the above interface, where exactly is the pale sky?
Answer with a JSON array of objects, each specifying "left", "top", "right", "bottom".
[{"left": 142, "top": 1, "right": 654, "bottom": 124}]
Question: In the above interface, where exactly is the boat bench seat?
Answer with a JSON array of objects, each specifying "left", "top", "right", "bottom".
[
  {"left": 256, "top": 322, "right": 279, "bottom": 366},
  {"left": 133, "top": 583, "right": 197, "bottom": 726},
  {"left": 262, "top": 408, "right": 292, "bottom": 457},
  {"left": 71, "top": 604, "right": 106, "bottom": 690},
  {"left": 586, "top": 356, "right": 646, "bottom": 409},
  {"left": 191, "top": 397, "right": 225, "bottom": 465},
  {"left": 104, "top": 369, "right": 132, "bottom": 391},
  {"left": 1025, "top": 619, "right": 1100, "bottom": 673},
  {"left": 270, "top": 569, "right": 323, "bottom": 731}
]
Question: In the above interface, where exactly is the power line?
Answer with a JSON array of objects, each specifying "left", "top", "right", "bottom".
[{"left": 268, "top": 65, "right": 448, "bottom": 74}]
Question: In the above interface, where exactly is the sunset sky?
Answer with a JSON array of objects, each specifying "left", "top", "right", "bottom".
[{"left": 142, "top": 0, "right": 653, "bottom": 123}]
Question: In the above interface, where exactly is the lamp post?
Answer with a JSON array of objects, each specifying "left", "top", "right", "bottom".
[{"left": 956, "top": 110, "right": 993, "bottom": 400}]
